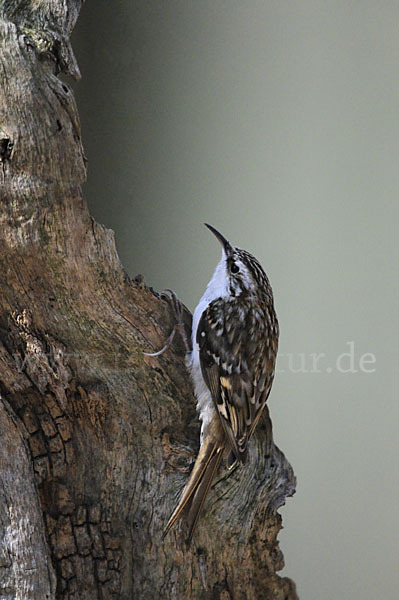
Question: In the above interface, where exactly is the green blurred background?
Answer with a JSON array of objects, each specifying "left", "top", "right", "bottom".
[{"left": 72, "top": 2, "right": 399, "bottom": 598}]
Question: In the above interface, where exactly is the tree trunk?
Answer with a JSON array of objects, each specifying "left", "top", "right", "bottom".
[{"left": 0, "top": 2, "right": 297, "bottom": 598}]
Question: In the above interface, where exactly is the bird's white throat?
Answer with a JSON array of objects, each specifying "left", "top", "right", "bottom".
[{"left": 191, "top": 252, "right": 228, "bottom": 348}]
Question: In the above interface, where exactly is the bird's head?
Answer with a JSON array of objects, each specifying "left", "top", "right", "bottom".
[{"left": 205, "top": 223, "right": 270, "bottom": 298}]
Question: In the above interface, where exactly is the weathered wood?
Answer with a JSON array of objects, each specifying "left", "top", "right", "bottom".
[{"left": 0, "top": 2, "right": 297, "bottom": 598}]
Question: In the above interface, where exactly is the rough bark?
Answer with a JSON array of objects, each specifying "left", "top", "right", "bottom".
[{"left": 0, "top": 2, "right": 297, "bottom": 598}]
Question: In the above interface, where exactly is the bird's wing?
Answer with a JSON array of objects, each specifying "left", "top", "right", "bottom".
[{"left": 197, "top": 298, "right": 277, "bottom": 464}]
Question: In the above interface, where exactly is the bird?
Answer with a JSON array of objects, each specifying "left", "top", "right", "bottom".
[{"left": 158, "top": 224, "right": 279, "bottom": 544}]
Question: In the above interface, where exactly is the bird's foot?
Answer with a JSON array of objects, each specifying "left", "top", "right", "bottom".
[{"left": 144, "top": 289, "right": 191, "bottom": 357}]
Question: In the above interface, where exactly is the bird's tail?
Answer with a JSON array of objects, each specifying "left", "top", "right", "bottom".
[{"left": 163, "top": 417, "right": 225, "bottom": 545}]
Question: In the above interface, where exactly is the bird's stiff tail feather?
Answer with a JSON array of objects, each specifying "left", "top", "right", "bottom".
[{"left": 163, "top": 418, "right": 225, "bottom": 544}]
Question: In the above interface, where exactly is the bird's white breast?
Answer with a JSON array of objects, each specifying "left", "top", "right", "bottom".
[{"left": 187, "top": 253, "right": 228, "bottom": 442}]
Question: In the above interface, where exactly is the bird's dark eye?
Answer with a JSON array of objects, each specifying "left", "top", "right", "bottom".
[{"left": 231, "top": 263, "right": 239, "bottom": 274}]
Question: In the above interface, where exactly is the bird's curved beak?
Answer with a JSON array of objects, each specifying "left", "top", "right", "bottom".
[{"left": 204, "top": 223, "right": 233, "bottom": 256}]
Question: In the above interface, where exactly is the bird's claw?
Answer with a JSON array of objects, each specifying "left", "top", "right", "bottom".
[
  {"left": 143, "top": 328, "right": 177, "bottom": 357},
  {"left": 143, "top": 289, "right": 191, "bottom": 357}
]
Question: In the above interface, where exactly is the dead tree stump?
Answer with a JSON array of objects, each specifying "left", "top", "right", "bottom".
[{"left": 0, "top": 2, "right": 297, "bottom": 598}]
